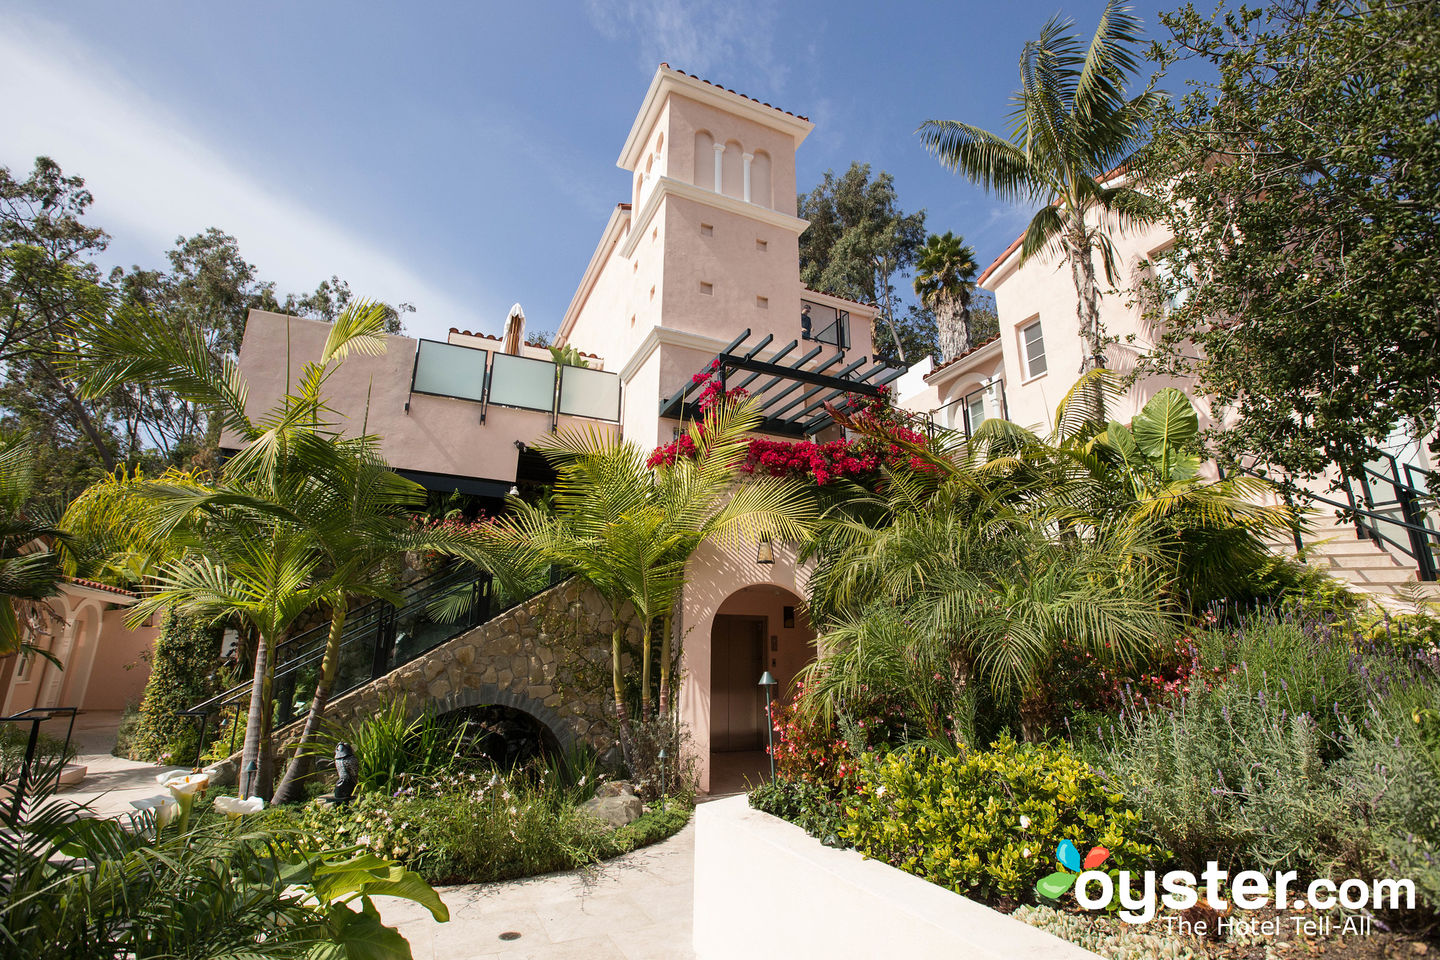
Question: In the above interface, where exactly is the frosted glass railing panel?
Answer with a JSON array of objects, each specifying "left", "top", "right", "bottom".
[
  {"left": 411, "top": 341, "right": 488, "bottom": 402},
  {"left": 558, "top": 365, "right": 621, "bottom": 421},
  {"left": 488, "top": 353, "right": 557, "bottom": 411}
]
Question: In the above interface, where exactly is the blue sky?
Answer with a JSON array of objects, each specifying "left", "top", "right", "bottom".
[{"left": 0, "top": 0, "right": 1194, "bottom": 344}]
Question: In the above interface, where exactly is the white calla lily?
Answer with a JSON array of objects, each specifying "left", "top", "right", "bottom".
[{"left": 214, "top": 795, "right": 266, "bottom": 818}]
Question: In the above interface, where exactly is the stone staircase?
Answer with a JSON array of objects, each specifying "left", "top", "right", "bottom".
[{"left": 1278, "top": 509, "right": 1440, "bottom": 608}]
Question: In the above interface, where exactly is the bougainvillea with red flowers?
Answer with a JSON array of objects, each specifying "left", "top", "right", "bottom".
[{"left": 647, "top": 374, "right": 937, "bottom": 484}]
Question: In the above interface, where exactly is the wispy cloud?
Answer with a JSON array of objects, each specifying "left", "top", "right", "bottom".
[
  {"left": 0, "top": 11, "right": 497, "bottom": 340},
  {"left": 585, "top": 0, "right": 788, "bottom": 92}
]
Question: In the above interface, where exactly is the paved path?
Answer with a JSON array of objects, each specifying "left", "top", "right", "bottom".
[
  {"left": 380, "top": 822, "right": 695, "bottom": 960},
  {"left": 47, "top": 711, "right": 188, "bottom": 820}
]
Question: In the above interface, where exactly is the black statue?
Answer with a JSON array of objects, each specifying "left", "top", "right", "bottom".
[
  {"left": 320, "top": 741, "right": 360, "bottom": 807},
  {"left": 334, "top": 742, "right": 359, "bottom": 799}
]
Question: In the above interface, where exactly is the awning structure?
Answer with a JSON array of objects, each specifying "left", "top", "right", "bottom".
[{"left": 658, "top": 329, "right": 907, "bottom": 437}]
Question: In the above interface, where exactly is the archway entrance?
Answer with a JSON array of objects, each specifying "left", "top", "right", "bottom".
[{"left": 707, "top": 585, "right": 816, "bottom": 794}]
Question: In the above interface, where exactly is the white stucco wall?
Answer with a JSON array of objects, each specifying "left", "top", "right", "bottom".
[{"left": 694, "top": 796, "right": 1100, "bottom": 960}]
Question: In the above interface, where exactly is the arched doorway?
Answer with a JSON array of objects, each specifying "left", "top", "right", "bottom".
[{"left": 708, "top": 585, "right": 816, "bottom": 794}]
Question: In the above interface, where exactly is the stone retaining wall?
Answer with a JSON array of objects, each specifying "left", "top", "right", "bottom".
[{"left": 319, "top": 578, "right": 633, "bottom": 757}]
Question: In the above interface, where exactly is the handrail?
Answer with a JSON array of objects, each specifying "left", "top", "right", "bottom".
[
  {"left": 179, "top": 564, "right": 560, "bottom": 767},
  {"left": 0, "top": 706, "right": 77, "bottom": 817},
  {"left": 1238, "top": 454, "right": 1437, "bottom": 582}
]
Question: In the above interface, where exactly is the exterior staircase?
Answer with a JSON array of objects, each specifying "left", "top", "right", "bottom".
[{"left": 1278, "top": 509, "right": 1440, "bottom": 609}]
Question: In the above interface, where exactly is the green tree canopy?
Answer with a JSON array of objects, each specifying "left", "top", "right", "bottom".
[
  {"left": 1138, "top": 0, "right": 1440, "bottom": 482},
  {"left": 797, "top": 162, "right": 929, "bottom": 366}
]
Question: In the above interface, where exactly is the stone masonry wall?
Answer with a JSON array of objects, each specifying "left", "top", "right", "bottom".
[{"left": 318, "top": 578, "right": 635, "bottom": 757}]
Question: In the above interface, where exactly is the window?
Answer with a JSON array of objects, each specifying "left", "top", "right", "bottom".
[
  {"left": 700, "top": 282, "right": 714, "bottom": 296},
  {"left": 1021, "top": 320, "right": 1047, "bottom": 379},
  {"left": 1151, "top": 255, "right": 1191, "bottom": 313},
  {"left": 701, "top": 223, "right": 714, "bottom": 237},
  {"left": 755, "top": 239, "right": 767, "bottom": 252},
  {"left": 756, "top": 296, "right": 769, "bottom": 309},
  {"left": 966, "top": 394, "right": 988, "bottom": 433}
]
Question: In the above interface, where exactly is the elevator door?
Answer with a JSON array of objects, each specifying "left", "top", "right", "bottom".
[{"left": 710, "top": 615, "right": 766, "bottom": 752}]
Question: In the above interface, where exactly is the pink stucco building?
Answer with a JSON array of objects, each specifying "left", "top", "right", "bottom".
[{"left": 227, "top": 65, "right": 898, "bottom": 791}]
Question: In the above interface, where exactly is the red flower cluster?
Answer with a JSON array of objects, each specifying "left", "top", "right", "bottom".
[{"left": 769, "top": 696, "right": 861, "bottom": 788}]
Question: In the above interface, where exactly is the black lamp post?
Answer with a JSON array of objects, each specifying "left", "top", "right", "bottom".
[
  {"left": 755, "top": 537, "right": 775, "bottom": 565},
  {"left": 759, "top": 671, "right": 777, "bottom": 779}
]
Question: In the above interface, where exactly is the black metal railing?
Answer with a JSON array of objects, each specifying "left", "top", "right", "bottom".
[
  {"left": 1, "top": 706, "right": 77, "bottom": 818},
  {"left": 1242, "top": 451, "right": 1437, "bottom": 582},
  {"left": 1342, "top": 451, "right": 1438, "bottom": 581},
  {"left": 178, "top": 562, "right": 556, "bottom": 767}
]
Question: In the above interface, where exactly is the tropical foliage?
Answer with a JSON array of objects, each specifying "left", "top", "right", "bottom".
[
  {"left": 0, "top": 786, "right": 446, "bottom": 959},
  {"left": 0, "top": 434, "right": 66, "bottom": 658},
  {"left": 489, "top": 395, "right": 816, "bottom": 758},
  {"left": 63, "top": 300, "right": 488, "bottom": 799}
]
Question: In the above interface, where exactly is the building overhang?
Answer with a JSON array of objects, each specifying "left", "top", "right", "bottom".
[
  {"left": 924, "top": 336, "right": 1003, "bottom": 387},
  {"left": 659, "top": 329, "right": 906, "bottom": 437},
  {"left": 617, "top": 65, "right": 814, "bottom": 171}
]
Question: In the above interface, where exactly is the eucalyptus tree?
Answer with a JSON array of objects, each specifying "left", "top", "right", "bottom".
[{"left": 918, "top": 0, "right": 1161, "bottom": 401}]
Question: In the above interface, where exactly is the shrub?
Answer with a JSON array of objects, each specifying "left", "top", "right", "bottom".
[
  {"left": 749, "top": 777, "right": 855, "bottom": 845},
  {"left": 127, "top": 612, "right": 223, "bottom": 764},
  {"left": 844, "top": 740, "right": 1168, "bottom": 904},
  {"left": 1104, "top": 680, "right": 1345, "bottom": 875},
  {"left": 274, "top": 766, "right": 690, "bottom": 885},
  {"left": 321, "top": 696, "right": 463, "bottom": 796},
  {"left": 1195, "top": 605, "right": 1368, "bottom": 745}
]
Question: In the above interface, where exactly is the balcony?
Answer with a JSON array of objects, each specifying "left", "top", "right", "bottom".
[{"left": 799, "top": 299, "right": 850, "bottom": 351}]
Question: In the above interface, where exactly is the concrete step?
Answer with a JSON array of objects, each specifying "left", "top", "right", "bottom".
[
  {"left": 1324, "top": 564, "right": 1425, "bottom": 586},
  {"left": 1307, "top": 549, "right": 1407, "bottom": 569}
]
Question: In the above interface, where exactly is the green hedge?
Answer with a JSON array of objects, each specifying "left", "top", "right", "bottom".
[
  {"left": 843, "top": 739, "right": 1168, "bottom": 904},
  {"left": 127, "top": 612, "right": 222, "bottom": 764}
]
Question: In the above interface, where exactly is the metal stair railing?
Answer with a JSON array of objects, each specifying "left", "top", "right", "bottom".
[
  {"left": 1241, "top": 452, "right": 1437, "bottom": 583},
  {"left": 177, "top": 563, "right": 557, "bottom": 767}
]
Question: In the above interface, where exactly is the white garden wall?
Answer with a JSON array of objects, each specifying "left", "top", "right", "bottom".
[{"left": 693, "top": 795, "right": 1099, "bottom": 960}]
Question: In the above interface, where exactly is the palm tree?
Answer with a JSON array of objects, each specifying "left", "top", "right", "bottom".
[
  {"left": 493, "top": 396, "right": 816, "bottom": 761},
  {"left": 918, "top": 0, "right": 1161, "bottom": 405},
  {"left": 66, "top": 301, "right": 406, "bottom": 797},
  {"left": 913, "top": 232, "right": 979, "bottom": 361},
  {"left": 0, "top": 435, "right": 68, "bottom": 660}
]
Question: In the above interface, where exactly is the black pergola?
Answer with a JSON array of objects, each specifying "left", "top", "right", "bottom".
[{"left": 658, "top": 329, "right": 907, "bottom": 437}]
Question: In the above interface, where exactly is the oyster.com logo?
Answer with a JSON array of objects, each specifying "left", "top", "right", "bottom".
[{"left": 1035, "top": 839, "right": 1110, "bottom": 901}]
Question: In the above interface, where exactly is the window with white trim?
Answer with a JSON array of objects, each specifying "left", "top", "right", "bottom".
[{"left": 1021, "top": 320, "right": 1047, "bottom": 379}]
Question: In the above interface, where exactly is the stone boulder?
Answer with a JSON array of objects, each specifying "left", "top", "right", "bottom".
[{"left": 579, "top": 781, "right": 642, "bottom": 828}]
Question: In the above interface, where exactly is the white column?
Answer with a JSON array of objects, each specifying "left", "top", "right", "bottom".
[
  {"left": 742, "top": 153, "right": 754, "bottom": 202},
  {"left": 713, "top": 143, "right": 725, "bottom": 192}
]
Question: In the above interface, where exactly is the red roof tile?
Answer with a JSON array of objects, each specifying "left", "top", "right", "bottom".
[
  {"left": 70, "top": 578, "right": 137, "bottom": 598},
  {"left": 924, "top": 334, "right": 1001, "bottom": 381},
  {"left": 661, "top": 63, "right": 809, "bottom": 122}
]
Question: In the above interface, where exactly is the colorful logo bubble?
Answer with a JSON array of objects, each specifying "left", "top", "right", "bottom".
[{"left": 1034, "top": 838, "right": 1110, "bottom": 900}]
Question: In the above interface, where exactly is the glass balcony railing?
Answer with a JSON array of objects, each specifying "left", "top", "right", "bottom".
[
  {"left": 800, "top": 299, "right": 850, "bottom": 350},
  {"left": 408, "top": 339, "right": 620, "bottom": 423}
]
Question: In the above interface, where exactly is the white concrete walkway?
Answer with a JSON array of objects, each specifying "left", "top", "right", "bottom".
[
  {"left": 380, "top": 822, "right": 695, "bottom": 960},
  {"left": 47, "top": 711, "right": 188, "bottom": 819}
]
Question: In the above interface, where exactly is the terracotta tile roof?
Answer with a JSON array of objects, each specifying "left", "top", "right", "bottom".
[
  {"left": 661, "top": 63, "right": 809, "bottom": 122},
  {"left": 924, "top": 334, "right": 1001, "bottom": 381},
  {"left": 70, "top": 578, "right": 137, "bottom": 598},
  {"left": 447, "top": 329, "right": 600, "bottom": 359},
  {"left": 800, "top": 288, "right": 877, "bottom": 312}
]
